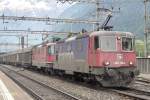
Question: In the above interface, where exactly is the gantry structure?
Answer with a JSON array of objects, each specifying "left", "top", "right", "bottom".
[
  {"left": 0, "top": 0, "right": 112, "bottom": 52},
  {"left": 144, "top": 0, "right": 150, "bottom": 57}
]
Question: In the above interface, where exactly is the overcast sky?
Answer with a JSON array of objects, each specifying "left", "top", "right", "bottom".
[
  {"left": 0, "top": 0, "right": 71, "bottom": 17},
  {"left": 0, "top": 0, "right": 72, "bottom": 52}
]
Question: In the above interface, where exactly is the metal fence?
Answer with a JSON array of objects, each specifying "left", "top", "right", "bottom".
[{"left": 136, "top": 58, "right": 150, "bottom": 74}]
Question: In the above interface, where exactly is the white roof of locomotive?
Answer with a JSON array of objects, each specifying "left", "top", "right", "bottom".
[
  {"left": 46, "top": 42, "right": 56, "bottom": 46},
  {"left": 64, "top": 31, "right": 134, "bottom": 42},
  {"left": 90, "top": 31, "right": 134, "bottom": 37},
  {"left": 65, "top": 36, "right": 77, "bottom": 42}
]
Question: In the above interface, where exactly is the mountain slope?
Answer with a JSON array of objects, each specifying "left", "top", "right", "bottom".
[{"left": 54, "top": 0, "right": 145, "bottom": 38}]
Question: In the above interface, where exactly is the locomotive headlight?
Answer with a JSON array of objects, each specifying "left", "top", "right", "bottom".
[
  {"left": 104, "top": 61, "right": 110, "bottom": 66},
  {"left": 129, "top": 61, "right": 133, "bottom": 65},
  {"left": 117, "top": 36, "right": 121, "bottom": 40}
]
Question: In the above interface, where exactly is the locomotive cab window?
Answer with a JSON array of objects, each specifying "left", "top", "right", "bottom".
[
  {"left": 48, "top": 46, "right": 55, "bottom": 55},
  {"left": 94, "top": 36, "right": 99, "bottom": 50},
  {"left": 122, "top": 37, "right": 133, "bottom": 51},
  {"left": 101, "top": 36, "right": 116, "bottom": 51}
]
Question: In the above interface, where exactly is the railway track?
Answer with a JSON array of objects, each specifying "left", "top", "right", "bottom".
[
  {"left": 111, "top": 87, "right": 150, "bottom": 100},
  {"left": 0, "top": 65, "right": 81, "bottom": 100},
  {"left": 133, "top": 78, "right": 150, "bottom": 91},
  {"left": 108, "top": 77, "right": 150, "bottom": 100},
  {"left": 110, "top": 85, "right": 150, "bottom": 100},
  {"left": 136, "top": 77, "right": 150, "bottom": 84},
  {"left": 1, "top": 64, "right": 150, "bottom": 100}
]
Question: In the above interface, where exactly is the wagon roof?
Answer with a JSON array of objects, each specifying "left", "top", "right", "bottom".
[{"left": 0, "top": 47, "right": 32, "bottom": 56}]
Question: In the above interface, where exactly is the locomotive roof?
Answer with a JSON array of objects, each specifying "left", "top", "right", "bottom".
[
  {"left": 90, "top": 31, "right": 134, "bottom": 37},
  {"left": 46, "top": 42, "right": 56, "bottom": 46},
  {"left": 64, "top": 31, "right": 134, "bottom": 42},
  {"left": 32, "top": 42, "right": 55, "bottom": 49}
]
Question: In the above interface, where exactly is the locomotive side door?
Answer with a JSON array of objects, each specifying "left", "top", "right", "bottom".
[{"left": 88, "top": 36, "right": 100, "bottom": 67}]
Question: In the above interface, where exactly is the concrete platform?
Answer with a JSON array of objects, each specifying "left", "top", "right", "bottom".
[{"left": 0, "top": 71, "right": 33, "bottom": 100}]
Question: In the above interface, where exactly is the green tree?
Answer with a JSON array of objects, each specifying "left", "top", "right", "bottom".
[{"left": 135, "top": 40, "right": 145, "bottom": 57}]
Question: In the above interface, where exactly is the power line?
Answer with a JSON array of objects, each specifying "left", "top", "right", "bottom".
[
  {"left": 0, "top": 43, "right": 30, "bottom": 46},
  {"left": 0, "top": 14, "right": 102, "bottom": 24},
  {"left": 57, "top": 0, "right": 112, "bottom": 31},
  {"left": 0, "top": 30, "right": 72, "bottom": 35}
]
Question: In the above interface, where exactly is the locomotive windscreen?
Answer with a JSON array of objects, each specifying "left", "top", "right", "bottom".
[
  {"left": 48, "top": 45, "right": 55, "bottom": 55},
  {"left": 122, "top": 37, "right": 133, "bottom": 51},
  {"left": 101, "top": 36, "right": 116, "bottom": 51}
]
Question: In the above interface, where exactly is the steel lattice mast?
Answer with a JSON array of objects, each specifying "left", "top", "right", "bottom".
[
  {"left": 57, "top": 0, "right": 111, "bottom": 31},
  {"left": 144, "top": 0, "right": 150, "bottom": 57}
]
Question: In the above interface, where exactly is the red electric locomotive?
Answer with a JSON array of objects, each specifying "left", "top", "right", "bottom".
[
  {"left": 54, "top": 31, "right": 139, "bottom": 87},
  {"left": 88, "top": 31, "right": 139, "bottom": 86},
  {"left": 32, "top": 43, "right": 56, "bottom": 71}
]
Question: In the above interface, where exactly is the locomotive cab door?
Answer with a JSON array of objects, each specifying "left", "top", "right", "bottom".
[
  {"left": 47, "top": 45, "right": 55, "bottom": 64},
  {"left": 89, "top": 36, "right": 100, "bottom": 67}
]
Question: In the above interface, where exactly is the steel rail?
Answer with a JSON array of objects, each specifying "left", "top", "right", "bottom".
[
  {"left": 0, "top": 67, "right": 44, "bottom": 100},
  {"left": 136, "top": 77, "right": 150, "bottom": 84},
  {"left": 111, "top": 87, "right": 150, "bottom": 100}
]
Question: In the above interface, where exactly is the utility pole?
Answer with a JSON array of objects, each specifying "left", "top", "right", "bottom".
[
  {"left": 144, "top": 0, "right": 150, "bottom": 57},
  {"left": 0, "top": 34, "right": 28, "bottom": 51},
  {"left": 21, "top": 36, "right": 24, "bottom": 49},
  {"left": 96, "top": 0, "right": 100, "bottom": 30}
]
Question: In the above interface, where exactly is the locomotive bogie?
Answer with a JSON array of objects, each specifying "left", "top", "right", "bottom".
[{"left": 93, "top": 67, "right": 138, "bottom": 87}]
